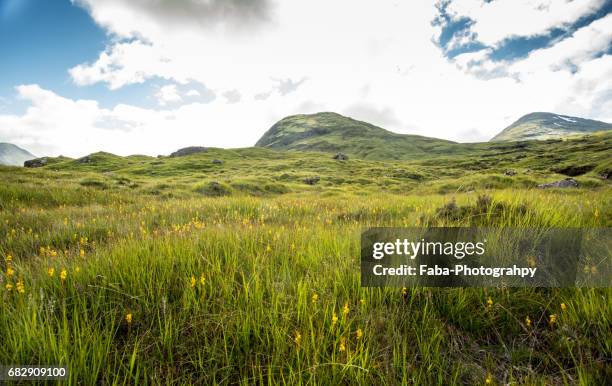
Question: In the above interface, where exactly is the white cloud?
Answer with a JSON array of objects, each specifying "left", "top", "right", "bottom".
[
  {"left": 1, "top": 1, "right": 610, "bottom": 156},
  {"left": 443, "top": 0, "right": 606, "bottom": 46},
  {"left": 186, "top": 89, "right": 200, "bottom": 97},
  {"left": 155, "top": 84, "right": 182, "bottom": 106}
]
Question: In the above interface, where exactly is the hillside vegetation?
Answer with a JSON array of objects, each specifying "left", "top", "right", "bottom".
[{"left": 0, "top": 126, "right": 610, "bottom": 384}]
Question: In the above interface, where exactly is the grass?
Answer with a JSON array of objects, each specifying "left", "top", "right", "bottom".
[{"left": 0, "top": 139, "right": 610, "bottom": 384}]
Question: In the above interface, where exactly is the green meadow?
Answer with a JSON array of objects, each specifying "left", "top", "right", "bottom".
[{"left": 0, "top": 133, "right": 610, "bottom": 384}]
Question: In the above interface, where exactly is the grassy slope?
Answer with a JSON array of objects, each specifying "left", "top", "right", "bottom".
[
  {"left": 0, "top": 133, "right": 610, "bottom": 384},
  {"left": 255, "top": 112, "right": 457, "bottom": 160}
]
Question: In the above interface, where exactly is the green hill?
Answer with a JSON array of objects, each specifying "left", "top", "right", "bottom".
[
  {"left": 255, "top": 112, "right": 456, "bottom": 160},
  {"left": 0, "top": 142, "right": 35, "bottom": 166},
  {"left": 491, "top": 112, "right": 612, "bottom": 142}
]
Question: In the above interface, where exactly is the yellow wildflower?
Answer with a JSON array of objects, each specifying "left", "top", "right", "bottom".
[
  {"left": 5, "top": 283, "right": 13, "bottom": 292},
  {"left": 294, "top": 331, "right": 302, "bottom": 346},
  {"left": 199, "top": 274, "right": 205, "bottom": 286},
  {"left": 190, "top": 276, "right": 196, "bottom": 288},
  {"left": 486, "top": 296, "right": 493, "bottom": 308},
  {"left": 16, "top": 279, "right": 25, "bottom": 294},
  {"left": 549, "top": 314, "right": 557, "bottom": 327},
  {"left": 485, "top": 374, "right": 493, "bottom": 384},
  {"left": 525, "top": 316, "right": 531, "bottom": 327},
  {"left": 6, "top": 267, "right": 15, "bottom": 277},
  {"left": 332, "top": 312, "right": 338, "bottom": 326},
  {"left": 311, "top": 293, "right": 319, "bottom": 304},
  {"left": 47, "top": 267, "right": 55, "bottom": 277},
  {"left": 75, "top": 266, "right": 81, "bottom": 273},
  {"left": 401, "top": 287, "right": 407, "bottom": 296},
  {"left": 5, "top": 254, "right": 12, "bottom": 262},
  {"left": 80, "top": 249, "right": 85, "bottom": 257},
  {"left": 356, "top": 328, "right": 363, "bottom": 339},
  {"left": 360, "top": 298, "right": 366, "bottom": 306},
  {"left": 126, "top": 313, "right": 133, "bottom": 324},
  {"left": 266, "top": 245, "right": 272, "bottom": 252},
  {"left": 342, "top": 302, "right": 349, "bottom": 317},
  {"left": 339, "top": 338, "right": 346, "bottom": 352},
  {"left": 60, "top": 269, "right": 67, "bottom": 282},
  {"left": 560, "top": 303, "right": 567, "bottom": 312}
]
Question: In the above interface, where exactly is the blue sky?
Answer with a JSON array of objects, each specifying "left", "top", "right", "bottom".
[
  {"left": 0, "top": 0, "right": 610, "bottom": 156},
  {"left": 0, "top": 0, "right": 161, "bottom": 111}
]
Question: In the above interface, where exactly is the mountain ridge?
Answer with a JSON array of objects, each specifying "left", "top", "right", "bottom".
[
  {"left": 255, "top": 112, "right": 456, "bottom": 160},
  {"left": 491, "top": 112, "right": 612, "bottom": 142},
  {"left": 0, "top": 143, "right": 36, "bottom": 166}
]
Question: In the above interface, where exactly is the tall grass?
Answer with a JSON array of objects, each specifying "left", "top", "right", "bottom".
[{"left": 0, "top": 187, "right": 610, "bottom": 384}]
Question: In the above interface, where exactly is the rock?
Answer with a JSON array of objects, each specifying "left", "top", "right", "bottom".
[
  {"left": 333, "top": 152, "right": 348, "bottom": 161},
  {"left": 170, "top": 146, "right": 208, "bottom": 157},
  {"left": 212, "top": 159, "right": 223, "bottom": 164},
  {"left": 537, "top": 177, "right": 578, "bottom": 189},
  {"left": 77, "top": 156, "right": 92, "bottom": 164},
  {"left": 304, "top": 176, "right": 320, "bottom": 185},
  {"left": 24, "top": 157, "right": 48, "bottom": 168},
  {"left": 504, "top": 170, "right": 517, "bottom": 176},
  {"left": 599, "top": 171, "right": 611, "bottom": 180}
]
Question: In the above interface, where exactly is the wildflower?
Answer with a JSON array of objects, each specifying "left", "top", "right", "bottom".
[
  {"left": 311, "top": 293, "right": 319, "bottom": 304},
  {"left": 75, "top": 266, "right": 81, "bottom": 273},
  {"left": 126, "top": 313, "right": 133, "bottom": 324},
  {"left": 6, "top": 267, "right": 15, "bottom": 277},
  {"left": 560, "top": 303, "right": 567, "bottom": 312},
  {"left": 80, "top": 249, "right": 85, "bottom": 257},
  {"left": 294, "top": 331, "right": 302, "bottom": 346},
  {"left": 401, "top": 287, "right": 407, "bottom": 296},
  {"left": 342, "top": 302, "right": 349, "bottom": 317},
  {"left": 16, "top": 279, "right": 25, "bottom": 294},
  {"left": 199, "top": 274, "right": 205, "bottom": 286},
  {"left": 526, "top": 255, "right": 536, "bottom": 268},
  {"left": 339, "top": 338, "right": 346, "bottom": 352},
  {"left": 356, "top": 328, "right": 363, "bottom": 339},
  {"left": 5, "top": 283, "right": 13, "bottom": 292},
  {"left": 60, "top": 269, "right": 67, "bottom": 282},
  {"left": 548, "top": 314, "right": 557, "bottom": 327},
  {"left": 360, "top": 298, "right": 366, "bottom": 306},
  {"left": 332, "top": 312, "right": 338, "bottom": 326},
  {"left": 266, "top": 245, "right": 272, "bottom": 253},
  {"left": 190, "top": 276, "right": 196, "bottom": 288},
  {"left": 47, "top": 267, "right": 55, "bottom": 277},
  {"left": 485, "top": 374, "right": 493, "bottom": 384},
  {"left": 525, "top": 316, "right": 532, "bottom": 327},
  {"left": 486, "top": 296, "right": 493, "bottom": 308},
  {"left": 5, "top": 254, "right": 12, "bottom": 262}
]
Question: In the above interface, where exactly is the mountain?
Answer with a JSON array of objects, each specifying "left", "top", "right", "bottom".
[
  {"left": 0, "top": 143, "right": 35, "bottom": 166},
  {"left": 491, "top": 112, "right": 612, "bottom": 142},
  {"left": 255, "top": 112, "right": 455, "bottom": 160}
]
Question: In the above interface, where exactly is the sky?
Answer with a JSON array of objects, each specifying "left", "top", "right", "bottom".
[{"left": 0, "top": 0, "right": 610, "bottom": 157}]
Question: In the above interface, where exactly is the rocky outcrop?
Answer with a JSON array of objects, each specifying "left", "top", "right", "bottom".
[
  {"left": 537, "top": 178, "right": 578, "bottom": 189},
  {"left": 24, "top": 157, "right": 48, "bottom": 168}
]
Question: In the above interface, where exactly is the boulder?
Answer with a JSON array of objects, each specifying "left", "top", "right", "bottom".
[
  {"left": 537, "top": 177, "right": 578, "bottom": 189},
  {"left": 304, "top": 176, "right": 320, "bottom": 185},
  {"left": 170, "top": 146, "right": 208, "bottom": 157},
  {"left": 212, "top": 159, "right": 223, "bottom": 164},
  {"left": 504, "top": 170, "right": 517, "bottom": 176},
  {"left": 24, "top": 157, "right": 48, "bottom": 168},
  {"left": 77, "top": 155, "right": 92, "bottom": 164},
  {"left": 333, "top": 152, "right": 348, "bottom": 161}
]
